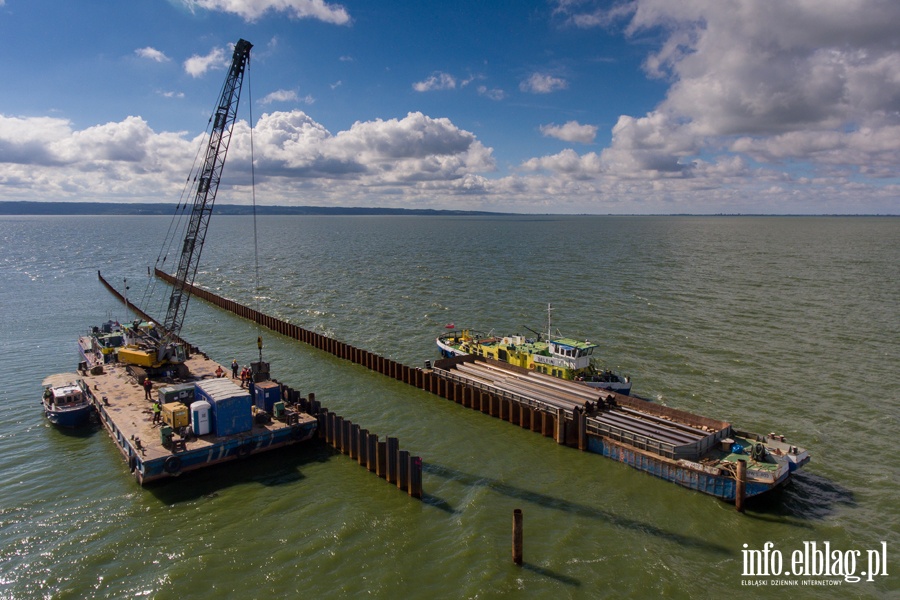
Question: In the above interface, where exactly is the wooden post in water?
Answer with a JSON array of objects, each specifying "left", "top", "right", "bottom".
[
  {"left": 512, "top": 509, "right": 523, "bottom": 565},
  {"left": 386, "top": 437, "right": 399, "bottom": 484},
  {"left": 577, "top": 408, "right": 587, "bottom": 451},
  {"left": 357, "top": 429, "right": 368, "bottom": 466},
  {"left": 398, "top": 449, "right": 410, "bottom": 492},
  {"left": 367, "top": 433, "right": 378, "bottom": 472},
  {"left": 342, "top": 420, "right": 352, "bottom": 455},
  {"left": 736, "top": 459, "right": 747, "bottom": 512},
  {"left": 349, "top": 423, "right": 360, "bottom": 459},
  {"left": 324, "top": 411, "right": 333, "bottom": 443},
  {"left": 555, "top": 408, "right": 566, "bottom": 444},
  {"left": 316, "top": 412, "right": 326, "bottom": 440},
  {"left": 376, "top": 440, "right": 387, "bottom": 478},
  {"left": 408, "top": 456, "right": 422, "bottom": 499},
  {"left": 333, "top": 415, "right": 343, "bottom": 450}
]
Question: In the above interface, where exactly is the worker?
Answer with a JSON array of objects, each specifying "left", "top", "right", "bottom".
[
  {"left": 231, "top": 359, "right": 239, "bottom": 378},
  {"left": 215, "top": 365, "right": 225, "bottom": 378},
  {"left": 143, "top": 377, "right": 153, "bottom": 400},
  {"left": 152, "top": 401, "right": 162, "bottom": 425},
  {"left": 240, "top": 367, "right": 249, "bottom": 388}
]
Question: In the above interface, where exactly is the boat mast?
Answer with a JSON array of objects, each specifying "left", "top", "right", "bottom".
[{"left": 546, "top": 302, "right": 553, "bottom": 343}]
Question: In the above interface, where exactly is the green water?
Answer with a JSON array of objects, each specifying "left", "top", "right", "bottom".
[{"left": 1, "top": 215, "right": 897, "bottom": 599}]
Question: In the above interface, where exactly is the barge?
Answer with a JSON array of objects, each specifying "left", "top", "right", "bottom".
[
  {"left": 79, "top": 348, "right": 317, "bottom": 485},
  {"left": 432, "top": 355, "right": 808, "bottom": 501}
]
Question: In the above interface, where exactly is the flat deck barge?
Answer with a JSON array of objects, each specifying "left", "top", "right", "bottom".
[
  {"left": 433, "top": 355, "right": 809, "bottom": 500},
  {"left": 80, "top": 350, "right": 317, "bottom": 485}
]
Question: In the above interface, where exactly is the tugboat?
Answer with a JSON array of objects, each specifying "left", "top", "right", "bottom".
[
  {"left": 437, "top": 304, "right": 632, "bottom": 395},
  {"left": 41, "top": 373, "right": 93, "bottom": 428}
]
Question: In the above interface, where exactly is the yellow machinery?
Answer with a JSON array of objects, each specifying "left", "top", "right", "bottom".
[{"left": 162, "top": 402, "right": 189, "bottom": 428}]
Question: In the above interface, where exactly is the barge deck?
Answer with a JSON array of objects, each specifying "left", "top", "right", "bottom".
[
  {"left": 432, "top": 355, "right": 808, "bottom": 501},
  {"left": 80, "top": 351, "right": 317, "bottom": 485}
]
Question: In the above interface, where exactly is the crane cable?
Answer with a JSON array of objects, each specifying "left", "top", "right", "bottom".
[
  {"left": 135, "top": 42, "right": 261, "bottom": 357},
  {"left": 247, "top": 60, "right": 264, "bottom": 361},
  {"left": 140, "top": 130, "right": 206, "bottom": 318}
]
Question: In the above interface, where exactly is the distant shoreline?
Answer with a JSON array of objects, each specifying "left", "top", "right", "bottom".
[
  {"left": 0, "top": 201, "right": 894, "bottom": 217},
  {"left": 0, "top": 201, "right": 504, "bottom": 217}
]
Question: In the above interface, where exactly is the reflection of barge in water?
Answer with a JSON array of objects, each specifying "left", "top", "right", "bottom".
[{"left": 431, "top": 355, "right": 809, "bottom": 502}]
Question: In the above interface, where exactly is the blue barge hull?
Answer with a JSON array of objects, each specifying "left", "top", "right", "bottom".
[
  {"left": 587, "top": 437, "right": 790, "bottom": 501},
  {"left": 94, "top": 400, "right": 317, "bottom": 483}
]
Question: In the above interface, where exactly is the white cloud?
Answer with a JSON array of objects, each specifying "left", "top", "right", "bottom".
[
  {"left": 731, "top": 125, "right": 900, "bottom": 176},
  {"left": 4, "top": 108, "right": 897, "bottom": 214},
  {"left": 520, "top": 149, "right": 603, "bottom": 179},
  {"left": 259, "top": 90, "right": 314, "bottom": 105},
  {"left": 0, "top": 111, "right": 495, "bottom": 205},
  {"left": 182, "top": 0, "right": 350, "bottom": 24},
  {"left": 413, "top": 72, "right": 457, "bottom": 92},
  {"left": 135, "top": 47, "right": 170, "bottom": 62},
  {"left": 0, "top": 114, "right": 196, "bottom": 200},
  {"left": 519, "top": 73, "right": 568, "bottom": 94},
  {"left": 540, "top": 121, "right": 597, "bottom": 143},
  {"left": 246, "top": 110, "right": 495, "bottom": 183},
  {"left": 459, "top": 74, "right": 479, "bottom": 88},
  {"left": 184, "top": 47, "right": 227, "bottom": 78},
  {"left": 477, "top": 86, "right": 505, "bottom": 101},
  {"left": 548, "top": 0, "right": 900, "bottom": 199}
]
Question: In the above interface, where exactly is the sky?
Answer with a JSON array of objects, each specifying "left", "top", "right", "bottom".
[{"left": 1, "top": 0, "right": 899, "bottom": 215}]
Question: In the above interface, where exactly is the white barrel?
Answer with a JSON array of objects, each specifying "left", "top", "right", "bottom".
[{"left": 190, "top": 400, "right": 211, "bottom": 436}]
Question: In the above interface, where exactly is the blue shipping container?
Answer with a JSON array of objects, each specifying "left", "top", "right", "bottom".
[
  {"left": 194, "top": 379, "right": 253, "bottom": 437},
  {"left": 253, "top": 380, "right": 281, "bottom": 413}
]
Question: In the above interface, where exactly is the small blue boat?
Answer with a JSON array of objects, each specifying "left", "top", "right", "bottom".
[{"left": 42, "top": 373, "right": 93, "bottom": 428}]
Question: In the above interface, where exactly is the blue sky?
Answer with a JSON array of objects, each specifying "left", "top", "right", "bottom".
[{"left": 1, "top": 0, "right": 898, "bottom": 214}]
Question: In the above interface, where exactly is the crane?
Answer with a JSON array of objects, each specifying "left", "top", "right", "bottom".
[
  {"left": 119, "top": 39, "right": 252, "bottom": 372},
  {"left": 157, "top": 39, "right": 253, "bottom": 365}
]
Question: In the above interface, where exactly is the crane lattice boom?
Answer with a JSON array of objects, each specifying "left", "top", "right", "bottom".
[{"left": 159, "top": 39, "right": 252, "bottom": 361}]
